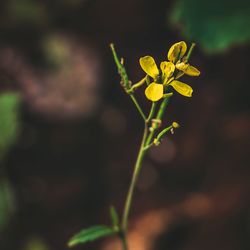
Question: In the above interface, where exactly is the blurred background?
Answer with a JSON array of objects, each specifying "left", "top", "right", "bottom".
[{"left": 0, "top": 0, "right": 250, "bottom": 250}]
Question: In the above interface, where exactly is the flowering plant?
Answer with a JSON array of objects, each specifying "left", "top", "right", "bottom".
[
  {"left": 142, "top": 41, "right": 200, "bottom": 101},
  {"left": 68, "top": 41, "right": 200, "bottom": 250}
]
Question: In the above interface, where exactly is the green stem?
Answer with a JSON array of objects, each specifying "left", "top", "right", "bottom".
[
  {"left": 129, "top": 95, "right": 146, "bottom": 121},
  {"left": 145, "top": 97, "right": 170, "bottom": 146},
  {"left": 186, "top": 43, "right": 196, "bottom": 62},
  {"left": 119, "top": 97, "right": 171, "bottom": 250},
  {"left": 146, "top": 102, "right": 157, "bottom": 123},
  {"left": 130, "top": 76, "right": 147, "bottom": 91},
  {"left": 120, "top": 97, "right": 171, "bottom": 249},
  {"left": 110, "top": 43, "right": 130, "bottom": 89},
  {"left": 155, "top": 125, "right": 173, "bottom": 142},
  {"left": 110, "top": 43, "right": 146, "bottom": 121},
  {"left": 121, "top": 125, "right": 148, "bottom": 232},
  {"left": 119, "top": 232, "right": 128, "bottom": 250}
]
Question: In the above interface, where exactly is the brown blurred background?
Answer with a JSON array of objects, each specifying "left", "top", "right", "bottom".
[{"left": 0, "top": 0, "right": 250, "bottom": 250}]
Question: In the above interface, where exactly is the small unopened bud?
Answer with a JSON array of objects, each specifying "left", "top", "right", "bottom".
[
  {"left": 153, "top": 138, "right": 160, "bottom": 146},
  {"left": 151, "top": 119, "right": 162, "bottom": 129},
  {"left": 172, "top": 122, "right": 180, "bottom": 128}
]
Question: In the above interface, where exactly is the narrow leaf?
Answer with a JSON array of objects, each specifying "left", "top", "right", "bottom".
[
  {"left": 68, "top": 225, "right": 115, "bottom": 247},
  {"left": 109, "top": 206, "right": 119, "bottom": 228}
]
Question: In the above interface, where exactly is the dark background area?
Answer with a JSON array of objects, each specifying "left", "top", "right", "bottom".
[{"left": 0, "top": 0, "right": 249, "bottom": 250}]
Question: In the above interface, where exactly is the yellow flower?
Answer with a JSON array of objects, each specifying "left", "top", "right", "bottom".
[
  {"left": 139, "top": 41, "right": 200, "bottom": 101},
  {"left": 168, "top": 41, "right": 200, "bottom": 77},
  {"left": 140, "top": 56, "right": 173, "bottom": 101}
]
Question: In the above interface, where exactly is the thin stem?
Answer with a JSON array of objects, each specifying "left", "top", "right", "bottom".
[
  {"left": 130, "top": 76, "right": 147, "bottom": 91},
  {"left": 146, "top": 102, "right": 157, "bottom": 123},
  {"left": 143, "top": 142, "right": 154, "bottom": 151},
  {"left": 186, "top": 43, "right": 196, "bottom": 62},
  {"left": 119, "top": 232, "right": 128, "bottom": 250},
  {"left": 175, "top": 72, "right": 184, "bottom": 80},
  {"left": 110, "top": 43, "right": 130, "bottom": 89},
  {"left": 110, "top": 43, "right": 146, "bottom": 121},
  {"left": 119, "top": 97, "right": 170, "bottom": 250},
  {"left": 129, "top": 95, "right": 146, "bottom": 121},
  {"left": 121, "top": 125, "right": 148, "bottom": 232},
  {"left": 145, "top": 97, "right": 170, "bottom": 146},
  {"left": 155, "top": 125, "right": 173, "bottom": 141},
  {"left": 156, "top": 97, "right": 170, "bottom": 120}
]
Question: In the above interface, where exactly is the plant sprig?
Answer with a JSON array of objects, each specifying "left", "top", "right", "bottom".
[{"left": 68, "top": 41, "right": 200, "bottom": 250}]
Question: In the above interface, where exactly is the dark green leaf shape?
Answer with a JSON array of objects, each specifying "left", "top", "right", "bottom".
[
  {"left": 68, "top": 225, "right": 115, "bottom": 247},
  {"left": 170, "top": 0, "right": 250, "bottom": 53},
  {"left": 109, "top": 206, "right": 119, "bottom": 228}
]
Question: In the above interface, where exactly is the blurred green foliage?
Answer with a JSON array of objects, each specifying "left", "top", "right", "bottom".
[
  {"left": 6, "top": 0, "right": 48, "bottom": 25},
  {"left": 0, "top": 93, "right": 20, "bottom": 160},
  {"left": 0, "top": 180, "right": 15, "bottom": 230},
  {"left": 0, "top": 93, "right": 20, "bottom": 229},
  {"left": 24, "top": 236, "right": 50, "bottom": 250},
  {"left": 170, "top": 0, "right": 250, "bottom": 53}
]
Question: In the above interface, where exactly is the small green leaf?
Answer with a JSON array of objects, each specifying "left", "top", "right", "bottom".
[
  {"left": 68, "top": 225, "right": 115, "bottom": 247},
  {"left": 109, "top": 206, "right": 119, "bottom": 228}
]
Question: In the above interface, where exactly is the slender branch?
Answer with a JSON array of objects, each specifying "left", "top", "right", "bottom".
[
  {"left": 119, "top": 98, "right": 171, "bottom": 250},
  {"left": 121, "top": 125, "right": 148, "bottom": 232},
  {"left": 120, "top": 98, "right": 171, "bottom": 250},
  {"left": 145, "top": 97, "right": 171, "bottom": 146},
  {"left": 155, "top": 125, "right": 173, "bottom": 142},
  {"left": 129, "top": 95, "right": 146, "bottom": 121},
  {"left": 175, "top": 72, "right": 185, "bottom": 80},
  {"left": 119, "top": 232, "right": 128, "bottom": 250},
  {"left": 130, "top": 76, "right": 147, "bottom": 92},
  {"left": 186, "top": 43, "right": 196, "bottom": 62},
  {"left": 110, "top": 43, "right": 146, "bottom": 121},
  {"left": 110, "top": 43, "right": 130, "bottom": 89},
  {"left": 146, "top": 102, "right": 157, "bottom": 123},
  {"left": 143, "top": 142, "right": 154, "bottom": 151}
]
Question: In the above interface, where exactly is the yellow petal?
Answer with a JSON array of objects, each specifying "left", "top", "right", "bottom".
[
  {"left": 167, "top": 41, "right": 187, "bottom": 63},
  {"left": 184, "top": 65, "right": 200, "bottom": 76},
  {"left": 169, "top": 80, "right": 193, "bottom": 97},
  {"left": 176, "top": 62, "right": 200, "bottom": 76},
  {"left": 160, "top": 61, "right": 175, "bottom": 80},
  {"left": 139, "top": 56, "right": 159, "bottom": 79},
  {"left": 145, "top": 83, "right": 163, "bottom": 101},
  {"left": 176, "top": 62, "right": 189, "bottom": 71}
]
